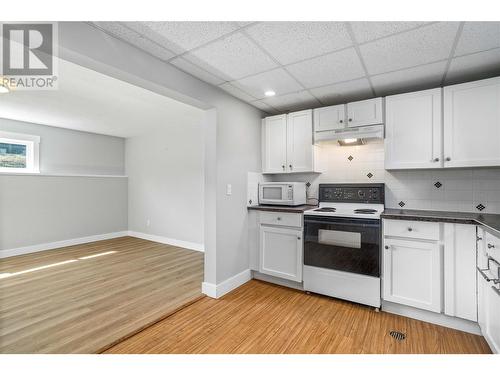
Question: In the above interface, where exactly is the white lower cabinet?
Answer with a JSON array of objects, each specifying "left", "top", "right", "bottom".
[
  {"left": 260, "top": 225, "right": 303, "bottom": 282},
  {"left": 477, "top": 229, "right": 500, "bottom": 353},
  {"left": 443, "top": 223, "right": 478, "bottom": 321},
  {"left": 383, "top": 237, "right": 442, "bottom": 312}
]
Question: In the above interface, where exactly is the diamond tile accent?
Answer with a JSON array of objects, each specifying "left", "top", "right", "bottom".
[
  {"left": 434, "top": 181, "right": 442, "bottom": 188},
  {"left": 367, "top": 172, "right": 373, "bottom": 179},
  {"left": 398, "top": 201, "right": 406, "bottom": 207},
  {"left": 306, "top": 182, "right": 311, "bottom": 188},
  {"left": 476, "top": 203, "right": 486, "bottom": 211},
  {"left": 347, "top": 155, "right": 354, "bottom": 161}
]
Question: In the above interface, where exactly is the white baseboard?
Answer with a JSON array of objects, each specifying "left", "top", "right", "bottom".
[
  {"left": 382, "top": 300, "right": 481, "bottom": 335},
  {"left": 0, "top": 231, "right": 128, "bottom": 259},
  {"left": 202, "top": 269, "right": 252, "bottom": 299},
  {"left": 127, "top": 231, "right": 204, "bottom": 252}
]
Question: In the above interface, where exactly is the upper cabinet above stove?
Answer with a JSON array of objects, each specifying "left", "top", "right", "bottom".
[
  {"left": 385, "top": 76, "right": 500, "bottom": 170},
  {"left": 262, "top": 109, "right": 316, "bottom": 174}
]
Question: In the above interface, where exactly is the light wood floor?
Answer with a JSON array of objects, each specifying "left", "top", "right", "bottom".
[
  {"left": 0, "top": 236, "right": 204, "bottom": 354},
  {"left": 106, "top": 279, "right": 491, "bottom": 354}
]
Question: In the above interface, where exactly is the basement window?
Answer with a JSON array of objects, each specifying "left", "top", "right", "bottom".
[{"left": 0, "top": 131, "right": 40, "bottom": 173}]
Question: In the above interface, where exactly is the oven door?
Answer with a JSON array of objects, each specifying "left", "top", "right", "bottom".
[{"left": 304, "top": 215, "right": 381, "bottom": 277}]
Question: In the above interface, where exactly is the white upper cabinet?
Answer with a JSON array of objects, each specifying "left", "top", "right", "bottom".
[
  {"left": 385, "top": 88, "right": 442, "bottom": 170},
  {"left": 262, "top": 114, "right": 287, "bottom": 173},
  {"left": 313, "top": 104, "right": 346, "bottom": 132},
  {"left": 262, "top": 110, "right": 314, "bottom": 174},
  {"left": 346, "top": 98, "right": 384, "bottom": 127},
  {"left": 287, "top": 110, "right": 314, "bottom": 173},
  {"left": 444, "top": 77, "right": 500, "bottom": 168}
]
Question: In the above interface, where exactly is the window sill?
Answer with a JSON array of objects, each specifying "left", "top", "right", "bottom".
[{"left": 0, "top": 172, "right": 128, "bottom": 178}]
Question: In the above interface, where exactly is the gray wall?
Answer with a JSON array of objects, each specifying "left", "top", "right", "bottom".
[
  {"left": 0, "top": 176, "right": 127, "bottom": 250},
  {"left": 0, "top": 118, "right": 125, "bottom": 175},
  {"left": 125, "top": 115, "right": 205, "bottom": 246},
  {"left": 58, "top": 22, "right": 263, "bottom": 285},
  {"left": 0, "top": 119, "right": 128, "bottom": 252}
]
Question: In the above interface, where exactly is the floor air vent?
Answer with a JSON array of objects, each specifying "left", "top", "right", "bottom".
[{"left": 389, "top": 330, "right": 406, "bottom": 341}]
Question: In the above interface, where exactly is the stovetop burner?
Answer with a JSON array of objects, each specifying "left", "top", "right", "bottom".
[
  {"left": 314, "top": 207, "right": 336, "bottom": 212},
  {"left": 354, "top": 209, "right": 377, "bottom": 214}
]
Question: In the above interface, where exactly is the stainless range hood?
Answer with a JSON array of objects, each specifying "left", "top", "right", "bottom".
[{"left": 314, "top": 124, "right": 385, "bottom": 145}]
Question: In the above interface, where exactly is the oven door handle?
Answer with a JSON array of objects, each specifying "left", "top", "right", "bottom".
[{"left": 304, "top": 219, "right": 380, "bottom": 228}]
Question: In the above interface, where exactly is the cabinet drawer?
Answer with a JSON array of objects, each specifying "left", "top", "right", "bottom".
[
  {"left": 384, "top": 219, "right": 440, "bottom": 241},
  {"left": 485, "top": 231, "right": 500, "bottom": 262},
  {"left": 260, "top": 211, "right": 302, "bottom": 228}
]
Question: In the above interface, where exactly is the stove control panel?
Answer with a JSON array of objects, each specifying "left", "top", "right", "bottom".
[{"left": 319, "top": 184, "right": 384, "bottom": 204}]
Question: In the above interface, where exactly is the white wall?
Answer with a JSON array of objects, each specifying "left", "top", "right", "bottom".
[
  {"left": 58, "top": 22, "right": 263, "bottom": 285},
  {"left": 0, "top": 119, "right": 128, "bottom": 253},
  {"left": 272, "top": 139, "right": 500, "bottom": 214},
  {"left": 0, "top": 118, "right": 125, "bottom": 175},
  {"left": 125, "top": 114, "right": 205, "bottom": 248}
]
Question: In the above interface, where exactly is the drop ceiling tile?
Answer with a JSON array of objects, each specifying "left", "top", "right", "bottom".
[
  {"left": 231, "top": 68, "right": 303, "bottom": 99},
  {"left": 184, "top": 32, "right": 278, "bottom": 80},
  {"left": 235, "top": 21, "right": 255, "bottom": 27},
  {"left": 370, "top": 61, "right": 447, "bottom": 96},
  {"left": 261, "top": 90, "right": 320, "bottom": 112},
  {"left": 250, "top": 100, "right": 279, "bottom": 114},
  {"left": 93, "top": 22, "right": 176, "bottom": 60},
  {"left": 169, "top": 57, "right": 226, "bottom": 85},
  {"left": 286, "top": 48, "right": 365, "bottom": 88},
  {"left": 245, "top": 22, "right": 352, "bottom": 65},
  {"left": 218, "top": 82, "right": 257, "bottom": 102},
  {"left": 124, "top": 21, "right": 238, "bottom": 54},
  {"left": 454, "top": 22, "right": 500, "bottom": 56},
  {"left": 446, "top": 48, "right": 500, "bottom": 84},
  {"left": 309, "top": 78, "right": 373, "bottom": 105},
  {"left": 360, "top": 22, "right": 460, "bottom": 75},
  {"left": 350, "top": 21, "right": 431, "bottom": 43}
]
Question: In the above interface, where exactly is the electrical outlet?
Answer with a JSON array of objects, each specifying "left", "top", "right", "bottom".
[
  {"left": 146, "top": 219, "right": 151, "bottom": 227},
  {"left": 226, "top": 184, "right": 232, "bottom": 195}
]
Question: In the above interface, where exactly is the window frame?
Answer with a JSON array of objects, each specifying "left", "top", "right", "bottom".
[{"left": 0, "top": 131, "right": 40, "bottom": 174}]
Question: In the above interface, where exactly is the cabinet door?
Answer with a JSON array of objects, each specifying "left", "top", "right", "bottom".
[
  {"left": 444, "top": 77, "right": 500, "bottom": 168},
  {"left": 262, "top": 114, "right": 287, "bottom": 173},
  {"left": 313, "top": 104, "right": 345, "bottom": 132},
  {"left": 383, "top": 238, "right": 442, "bottom": 312},
  {"left": 443, "top": 223, "right": 477, "bottom": 321},
  {"left": 260, "top": 225, "right": 303, "bottom": 282},
  {"left": 346, "top": 97, "right": 384, "bottom": 127},
  {"left": 287, "top": 109, "right": 314, "bottom": 173},
  {"left": 385, "top": 88, "right": 442, "bottom": 169}
]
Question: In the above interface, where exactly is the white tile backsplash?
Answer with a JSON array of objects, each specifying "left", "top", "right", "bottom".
[{"left": 269, "top": 139, "right": 500, "bottom": 214}]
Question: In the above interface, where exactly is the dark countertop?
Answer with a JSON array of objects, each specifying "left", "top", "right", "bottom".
[
  {"left": 248, "top": 204, "right": 317, "bottom": 213},
  {"left": 382, "top": 208, "right": 500, "bottom": 237}
]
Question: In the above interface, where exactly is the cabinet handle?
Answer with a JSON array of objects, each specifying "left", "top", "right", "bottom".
[
  {"left": 289, "top": 164, "right": 293, "bottom": 170},
  {"left": 277, "top": 217, "right": 282, "bottom": 221},
  {"left": 408, "top": 227, "right": 413, "bottom": 232},
  {"left": 477, "top": 236, "right": 483, "bottom": 241},
  {"left": 348, "top": 118, "right": 353, "bottom": 122},
  {"left": 488, "top": 243, "right": 495, "bottom": 249},
  {"left": 433, "top": 158, "right": 440, "bottom": 162},
  {"left": 339, "top": 119, "right": 343, "bottom": 124},
  {"left": 297, "top": 236, "right": 301, "bottom": 240},
  {"left": 445, "top": 157, "right": 451, "bottom": 161},
  {"left": 282, "top": 165, "right": 285, "bottom": 170},
  {"left": 384, "top": 245, "right": 389, "bottom": 250}
]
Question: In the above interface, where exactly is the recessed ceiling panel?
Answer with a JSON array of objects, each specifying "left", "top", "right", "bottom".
[
  {"left": 454, "top": 22, "right": 500, "bottom": 56},
  {"left": 232, "top": 68, "right": 303, "bottom": 99},
  {"left": 309, "top": 78, "right": 373, "bottom": 105},
  {"left": 286, "top": 48, "right": 365, "bottom": 88},
  {"left": 360, "top": 22, "right": 459, "bottom": 75},
  {"left": 245, "top": 22, "right": 352, "bottom": 65}
]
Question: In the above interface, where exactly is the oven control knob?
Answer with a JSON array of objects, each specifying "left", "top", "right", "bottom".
[
  {"left": 384, "top": 245, "right": 389, "bottom": 249},
  {"left": 358, "top": 191, "right": 365, "bottom": 198}
]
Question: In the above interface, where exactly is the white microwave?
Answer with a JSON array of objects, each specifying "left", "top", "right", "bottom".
[{"left": 258, "top": 182, "right": 307, "bottom": 206}]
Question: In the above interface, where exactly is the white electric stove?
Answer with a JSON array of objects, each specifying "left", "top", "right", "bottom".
[{"left": 303, "top": 183, "right": 385, "bottom": 308}]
